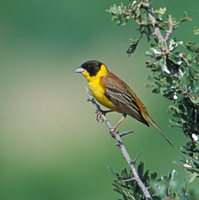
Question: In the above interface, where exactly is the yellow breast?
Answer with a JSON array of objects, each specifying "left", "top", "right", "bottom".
[{"left": 88, "top": 78, "right": 118, "bottom": 111}]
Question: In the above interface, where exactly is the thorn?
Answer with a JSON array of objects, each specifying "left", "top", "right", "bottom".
[
  {"left": 115, "top": 140, "right": 122, "bottom": 146},
  {"left": 131, "top": 151, "right": 142, "bottom": 164},
  {"left": 121, "top": 177, "right": 135, "bottom": 182},
  {"left": 119, "top": 130, "right": 134, "bottom": 137}
]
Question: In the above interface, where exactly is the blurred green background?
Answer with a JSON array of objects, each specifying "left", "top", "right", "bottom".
[{"left": 0, "top": 0, "right": 199, "bottom": 199}]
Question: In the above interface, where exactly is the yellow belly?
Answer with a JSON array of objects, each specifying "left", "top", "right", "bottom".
[{"left": 88, "top": 80, "right": 119, "bottom": 111}]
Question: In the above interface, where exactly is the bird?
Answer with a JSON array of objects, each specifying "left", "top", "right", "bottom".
[{"left": 75, "top": 60, "right": 173, "bottom": 146}]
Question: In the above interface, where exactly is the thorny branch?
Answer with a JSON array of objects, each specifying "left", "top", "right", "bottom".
[{"left": 85, "top": 87, "right": 153, "bottom": 200}]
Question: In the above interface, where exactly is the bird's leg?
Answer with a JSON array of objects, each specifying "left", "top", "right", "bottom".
[
  {"left": 110, "top": 114, "right": 127, "bottom": 138},
  {"left": 96, "top": 109, "right": 113, "bottom": 122}
]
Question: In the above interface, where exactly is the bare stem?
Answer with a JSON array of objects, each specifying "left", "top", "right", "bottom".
[
  {"left": 85, "top": 87, "right": 153, "bottom": 200},
  {"left": 142, "top": 0, "right": 169, "bottom": 51},
  {"left": 165, "top": 16, "right": 173, "bottom": 41}
]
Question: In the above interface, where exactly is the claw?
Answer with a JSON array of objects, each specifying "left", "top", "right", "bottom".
[
  {"left": 96, "top": 110, "right": 104, "bottom": 123},
  {"left": 96, "top": 109, "right": 113, "bottom": 123}
]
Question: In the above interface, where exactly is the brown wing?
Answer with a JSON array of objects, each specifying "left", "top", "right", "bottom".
[{"left": 102, "top": 72, "right": 149, "bottom": 126}]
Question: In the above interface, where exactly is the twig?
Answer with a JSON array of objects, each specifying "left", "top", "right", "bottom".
[
  {"left": 121, "top": 177, "right": 135, "bottom": 182},
  {"left": 165, "top": 16, "right": 173, "bottom": 41},
  {"left": 85, "top": 87, "right": 153, "bottom": 200},
  {"left": 142, "top": 1, "right": 168, "bottom": 51},
  {"left": 132, "top": 151, "right": 142, "bottom": 164},
  {"left": 119, "top": 130, "right": 134, "bottom": 137}
]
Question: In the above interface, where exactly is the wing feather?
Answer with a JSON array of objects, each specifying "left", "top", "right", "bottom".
[{"left": 102, "top": 75, "right": 149, "bottom": 126}]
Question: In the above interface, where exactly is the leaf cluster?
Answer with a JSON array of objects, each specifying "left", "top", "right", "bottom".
[
  {"left": 107, "top": 0, "right": 191, "bottom": 55},
  {"left": 111, "top": 163, "right": 198, "bottom": 200},
  {"left": 107, "top": 0, "right": 199, "bottom": 143},
  {"left": 180, "top": 141, "right": 199, "bottom": 181},
  {"left": 146, "top": 40, "right": 199, "bottom": 140}
]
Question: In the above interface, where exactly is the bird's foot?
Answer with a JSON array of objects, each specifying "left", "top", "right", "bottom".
[
  {"left": 96, "top": 109, "right": 112, "bottom": 122},
  {"left": 96, "top": 110, "right": 105, "bottom": 122}
]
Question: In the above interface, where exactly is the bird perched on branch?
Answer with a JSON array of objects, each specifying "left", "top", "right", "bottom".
[{"left": 75, "top": 60, "right": 173, "bottom": 146}]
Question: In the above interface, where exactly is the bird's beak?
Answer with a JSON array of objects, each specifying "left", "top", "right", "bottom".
[{"left": 75, "top": 67, "right": 85, "bottom": 73}]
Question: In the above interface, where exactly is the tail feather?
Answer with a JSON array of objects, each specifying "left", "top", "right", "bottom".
[{"left": 147, "top": 116, "right": 173, "bottom": 147}]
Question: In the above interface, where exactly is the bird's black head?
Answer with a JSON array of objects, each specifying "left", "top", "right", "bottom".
[{"left": 81, "top": 60, "right": 103, "bottom": 77}]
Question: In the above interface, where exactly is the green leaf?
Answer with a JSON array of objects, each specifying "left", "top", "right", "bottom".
[
  {"left": 179, "top": 11, "right": 192, "bottom": 23},
  {"left": 159, "top": 7, "right": 166, "bottom": 15},
  {"left": 160, "top": 58, "right": 170, "bottom": 74},
  {"left": 169, "top": 169, "right": 178, "bottom": 190},
  {"left": 145, "top": 82, "right": 156, "bottom": 88},
  {"left": 169, "top": 105, "right": 181, "bottom": 115},
  {"left": 145, "top": 51, "right": 153, "bottom": 57},
  {"left": 169, "top": 119, "right": 182, "bottom": 127},
  {"left": 151, "top": 172, "right": 158, "bottom": 180},
  {"left": 155, "top": 7, "right": 166, "bottom": 21},
  {"left": 193, "top": 26, "right": 199, "bottom": 35},
  {"left": 121, "top": 168, "right": 128, "bottom": 178},
  {"left": 186, "top": 42, "right": 199, "bottom": 53},
  {"left": 188, "top": 172, "right": 198, "bottom": 182},
  {"left": 127, "top": 35, "right": 142, "bottom": 56},
  {"left": 108, "top": 165, "right": 117, "bottom": 178},
  {"left": 189, "top": 95, "right": 199, "bottom": 105},
  {"left": 152, "top": 87, "right": 160, "bottom": 94},
  {"left": 106, "top": 3, "right": 128, "bottom": 26},
  {"left": 138, "top": 162, "right": 144, "bottom": 176},
  {"left": 169, "top": 39, "right": 183, "bottom": 51}
]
